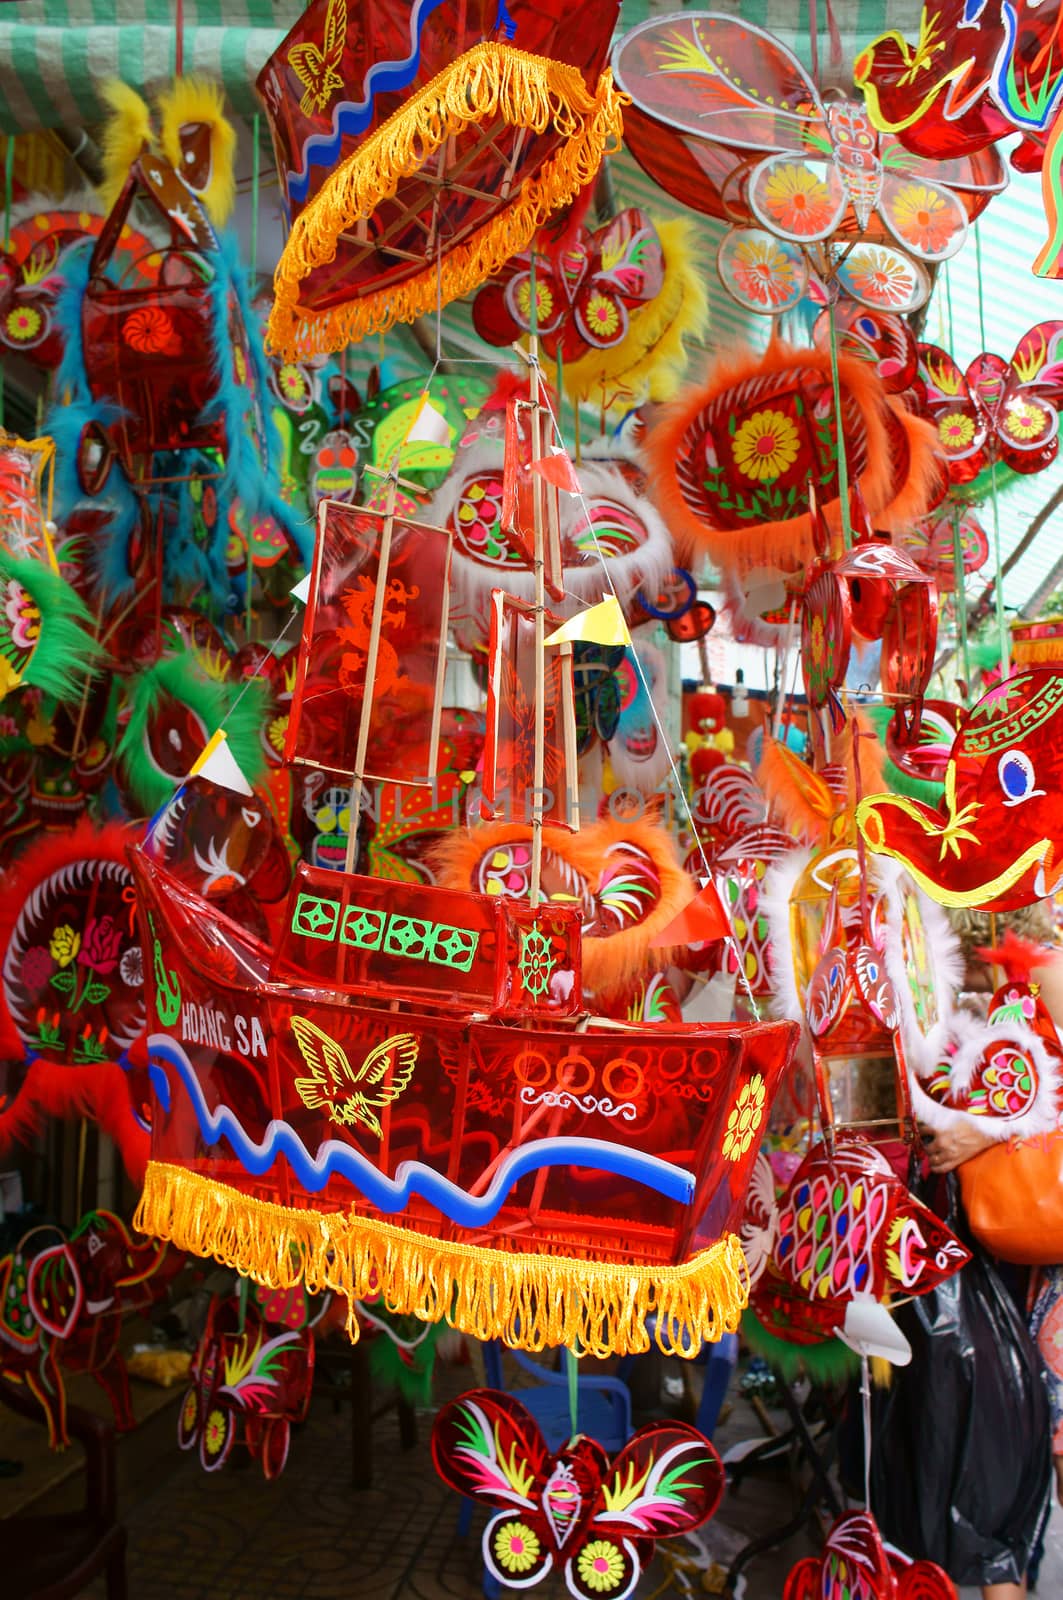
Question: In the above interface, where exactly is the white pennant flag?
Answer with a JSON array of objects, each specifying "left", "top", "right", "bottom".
[
  {"left": 290, "top": 571, "right": 312, "bottom": 604},
  {"left": 404, "top": 396, "right": 450, "bottom": 446},
  {"left": 188, "top": 729, "right": 253, "bottom": 797}
]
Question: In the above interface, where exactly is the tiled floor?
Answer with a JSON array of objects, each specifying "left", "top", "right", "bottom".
[{"left": 5, "top": 1348, "right": 1063, "bottom": 1598}]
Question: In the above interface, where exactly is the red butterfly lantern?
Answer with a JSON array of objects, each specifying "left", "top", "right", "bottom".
[
  {"left": 916, "top": 323, "right": 1063, "bottom": 482},
  {"left": 473, "top": 209, "right": 665, "bottom": 361},
  {"left": 433, "top": 1388, "right": 724, "bottom": 1599},
  {"left": 613, "top": 12, "right": 1004, "bottom": 316},
  {"left": 784, "top": 1509, "right": 956, "bottom": 1599}
]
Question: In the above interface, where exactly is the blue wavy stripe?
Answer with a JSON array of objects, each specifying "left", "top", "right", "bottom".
[
  {"left": 285, "top": 0, "right": 451, "bottom": 207},
  {"left": 148, "top": 1035, "right": 695, "bottom": 1223}
]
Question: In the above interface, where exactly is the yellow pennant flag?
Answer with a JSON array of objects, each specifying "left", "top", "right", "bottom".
[{"left": 544, "top": 595, "right": 631, "bottom": 648}]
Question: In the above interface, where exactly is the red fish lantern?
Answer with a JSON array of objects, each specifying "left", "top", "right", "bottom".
[
  {"left": 751, "top": 1136, "right": 969, "bottom": 1346},
  {"left": 784, "top": 1509, "right": 956, "bottom": 1599},
  {"left": 858, "top": 669, "right": 1063, "bottom": 910}
]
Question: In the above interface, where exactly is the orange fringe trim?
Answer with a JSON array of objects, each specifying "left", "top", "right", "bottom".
[
  {"left": 268, "top": 44, "right": 627, "bottom": 358},
  {"left": 135, "top": 1161, "right": 749, "bottom": 1359}
]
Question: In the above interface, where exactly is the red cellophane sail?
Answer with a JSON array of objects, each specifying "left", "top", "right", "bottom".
[
  {"left": 132, "top": 839, "right": 799, "bottom": 1356},
  {"left": 482, "top": 591, "right": 575, "bottom": 828},
  {"left": 285, "top": 498, "right": 450, "bottom": 785},
  {"left": 259, "top": 0, "right": 627, "bottom": 357}
]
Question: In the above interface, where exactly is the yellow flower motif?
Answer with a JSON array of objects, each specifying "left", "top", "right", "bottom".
[
  {"left": 6, "top": 305, "right": 42, "bottom": 341},
  {"left": 887, "top": 182, "right": 954, "bottom": 255},
  {"left": 723, "top": 1072, "right": 767, "bottom": 1162},
  {"left": 493, "top": 1520, "right": 541, "bottom": 1574},
  {"left": 204, "top": 1408, "right": 227, "bottom": 1457},
  {"left": 268, "top": 713, "right": 289, "bottom": 755},
  {"left": 732, "top": 409, "right": 801, "bottom": 482},
  {"left": 49, "top": 924, "right": 81, "bottom": 968},
  {"left": 730, "top": 236, "right": 799, "bottom": 308},
  {"left": 844, "top": 247, "right": 916, "bottom": 309},
  {"left": 939, "top": 412, "right": 975, "bottom": 449},
  {"left": 515, "top": 278, "right": 555, "bottom": 328},
  {"left": 577, "top": 1539, "right": 626, "bottom": 1593},
  {"left": 760, "top": 163, "right": 835, "bottom": 237},
  {"left": 582, "top": 291, "right": 621, "bottom": 342},
  {"left": 1003, "top": 399, "right": 1047, "bottom": 442},
  {"left": 809, "top": 613, "right": 826, "bottom": 667}
]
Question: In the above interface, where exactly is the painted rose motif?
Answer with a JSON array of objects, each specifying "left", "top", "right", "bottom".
[
  {"left": 78, "top": 914, "right": 124, "bottom": 975},
  {"left": 49, "top": 925, "right": 80, "bottom": 968}
]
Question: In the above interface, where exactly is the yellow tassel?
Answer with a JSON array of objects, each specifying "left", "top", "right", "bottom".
[
  {"left": 135, "top": 1161, "right": 750, "bottom": 1359},
  {"left": 267, "top": 43, "right": 627, "bottom": 359},
  {"left": 157, "top": 77, "right": 238, "bottom": 226},
  {"left": 98, "top": 81, "right": 154, "bottom": 211},
  {"left": 1011, "top": 632, "right": 1063, "bottom": 666},
  {"left": 554, "top": 217, "right": 710, "bottom": 409}
]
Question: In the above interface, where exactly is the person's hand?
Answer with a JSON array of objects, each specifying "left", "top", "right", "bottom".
[{"left": 920, "top": 1120, "right": 997, "bottom": 1173}]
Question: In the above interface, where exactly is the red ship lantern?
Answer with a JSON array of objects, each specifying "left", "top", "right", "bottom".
[{"left": 134, "top": 387, "right": 800, "bottom": 1359}]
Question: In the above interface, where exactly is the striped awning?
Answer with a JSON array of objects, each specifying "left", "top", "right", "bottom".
[{"left": 0, "top": 1, "right": 303, "bottom": 134}]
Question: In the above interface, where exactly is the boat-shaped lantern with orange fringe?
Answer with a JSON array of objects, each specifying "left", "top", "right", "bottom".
[
  {"left": 134, "top": 391, "right": 799, "bottom": 1359},
  {"left": 259, "top": 0, "right": 627, "bottom": 357}
]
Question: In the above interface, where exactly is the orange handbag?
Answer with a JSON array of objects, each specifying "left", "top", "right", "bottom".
[{"left": 959, "top": 1132, "right": 1063, "bottom": 1265}]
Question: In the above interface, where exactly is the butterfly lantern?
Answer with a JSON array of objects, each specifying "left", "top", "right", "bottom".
[
  {"left": 916, "top": 322, "right": 1063, "bottom": 484},
  {"left": 784, "top": 1509, "right": 956, "bottom": 1599},
  {"left": 472, "top": 208, "right": 665, "bottom": 361},
  {"left": 432, "top": 1389, "right": 724, "bottom": 1599},
  {"left": 612, "top": 12, "right": 1005, "bottom": 318}
]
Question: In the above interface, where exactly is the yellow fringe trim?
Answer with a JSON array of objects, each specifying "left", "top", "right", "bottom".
[
  {"left": 267, "top": 43, "right": 627, "bottom": 359},
  {"left": 136, "top": 1161, "right": 749, "bottom": 1359},
  {"left": 1011, "top": 635, "right": 1063, "bottom": 665}
]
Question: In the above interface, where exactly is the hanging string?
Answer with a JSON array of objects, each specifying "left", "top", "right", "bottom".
[
  {"left": 175, "top": 0, "right": 184, "bottom": 77},
  {"left": 0, "top": 135, "right": 13, "bottom": 430},
  {"left": 566, "top": 1343, "right": 579, "bottom": 1443},
  {"left": 974, "top": 222, "right": 1009, "bottom": 677},
  {"left": 861, "top": 1352, "right": 873, "bottom": 1509},
  {"left": 827, "top": 301, "right": 853, "bottom": 550},
  {"left": 532, "top": 365, "right": 763, "bottom": 1020}
]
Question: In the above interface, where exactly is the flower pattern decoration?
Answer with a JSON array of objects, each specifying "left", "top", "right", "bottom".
[
  {"left": 1003, "top": 399, "right": 1050, "bottom": 442},
  {"left": 839, "top": 245, "right": 924, "bottom": 310},
  {"left": 939, "top": 412, "right": 976, "bottom": 449},
  {"left": 723, "top": 1072, "right": 766, "bottom": 1162},
  {"left": 732, "top": 410, "right": 801, "bottom": 482},
  {"left": 494, "top": 1521, "right": 542, "bottom": 1575},
  {"left": 5, "top": 305, "right": 41, "bottom": 343},
  {"left": 759, "top": 163, "right": 836, "bottom": 238},
  {"left": 886, "top": 182, "right": 955, "bottom": 256},
  {"left": 122, "top": 305, "right": 180, "bottom": 356},
  {"left": 4, "top": 579, "right": 41, "bottom": 651},
  {"left": 723, "top": 232, "right": 804, "bottom": 311},
  {"left": 576, "top": 1540, "right": 626, "bottom": 1593},
  {"left": 79, "top": 915, "right": 124, "bottom": 975},
  {"left": 49, "top": 925, "right": 80, "bottom": 968}
]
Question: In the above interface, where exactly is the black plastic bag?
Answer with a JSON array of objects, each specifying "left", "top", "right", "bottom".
[{"left": 870, "top": 1184, "right": 1052, "bottom": 1587}]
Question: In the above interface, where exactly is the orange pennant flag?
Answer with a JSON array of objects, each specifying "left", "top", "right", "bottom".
[
  {"left": 529, "top": 447, "right": 581, "bottom": 494},
  {"left": 649, "top": 880, "right": 732, "bottom": 948}
]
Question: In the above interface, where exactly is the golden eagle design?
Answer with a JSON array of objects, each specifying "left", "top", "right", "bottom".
[{"left": 289, "top": 1016, "right": 417, "bottom": 1138}]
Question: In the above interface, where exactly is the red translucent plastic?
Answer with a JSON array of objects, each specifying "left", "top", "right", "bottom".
[
  {"left": 135, "top": 850, "right": 799, "bottom": 1270},
  {"left": 481, "top": 592, "right": 575, "bottom": 828},
  {"left": 258, "top": 0, "right": 622, "bottom": 315},
  {"left": 286, "top": 499, "right": 450, "bottom": 784}
]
